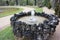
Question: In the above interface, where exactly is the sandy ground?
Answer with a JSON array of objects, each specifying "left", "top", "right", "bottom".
[
  {"left": 50, "top": 22, "right": 60, "bottom": 40},
  {"left": 0, "top": 15, "right": 13, "bottom": 30}
]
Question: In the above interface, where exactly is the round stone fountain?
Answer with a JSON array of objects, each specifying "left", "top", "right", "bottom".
[
  {"left": 10, "top": 10, "right": 59, "bottom": 40},
  {"left": 18, "top": 10, "right": 47, "bottom": 25}
]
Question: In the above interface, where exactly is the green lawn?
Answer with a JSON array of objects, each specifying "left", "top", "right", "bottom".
[
  {"left": 0, "top": 7, "right": 42, "bottom": 18},
  {"left": 0, "top": 26, "right": 15, "bottom": 40},
  {"left": 0, "top": 8, "right": 23, "bottom": 18},
  {"left": 35, "top": 7, "right": 43, "bottom": 13}
]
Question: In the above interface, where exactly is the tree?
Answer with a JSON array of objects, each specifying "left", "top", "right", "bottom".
[
  {"left": 0, "top": 0, "right": 2, "bottom": 5},
  {"left": 15, "top": 0, "right": 18, "bottom": 5},
  {"left": 6, "top": 1, "right": 9, "bottom": 5},
  {"left": 55, "top": 0, "right": 60, "bottom": 17},
  {"left": 43, "top": 0, "right": 51, "bottom": 8},
  {"left": 34, "top": 0, "right": 36, "bottom": 6},
  {"left": 26, "top": 0, "right": 28, "bottom": 5},
  {"left": 37, "top": 0, "right": 43, "bottom": 7}
]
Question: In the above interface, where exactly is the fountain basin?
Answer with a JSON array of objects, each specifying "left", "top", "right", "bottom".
[
  {"left": 10, "top": 11, "right": 59, "bottom": 40},
  {"left": 18, "top": 16, "right": 48, "bottom": 25}
]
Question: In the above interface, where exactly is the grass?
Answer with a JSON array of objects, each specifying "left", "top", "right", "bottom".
[
  {"left": 0, "top": 26, "right": 15, "bottom": 40},
  {"left": 0, "top": 7, "right": 43, "bottom": 18},
  {"left": 0, "top": 8, "right": 23, "bottom": 18},
  {"left": 35, "top": 7, "right": 43, "bottom": 13}
]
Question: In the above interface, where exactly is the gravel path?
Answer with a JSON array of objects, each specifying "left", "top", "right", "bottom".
[{"left": 0, "top": 15, "right": 13, "bottom": 30}]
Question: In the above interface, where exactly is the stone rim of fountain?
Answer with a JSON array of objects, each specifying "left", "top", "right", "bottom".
[
  {"left": 10, "top": 11, "right": 59, "bottom": 40},
  {"left": 10, "top": 11, "right": 59, "bottom": 25}
]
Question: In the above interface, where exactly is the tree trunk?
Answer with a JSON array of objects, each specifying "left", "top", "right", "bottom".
[
  {"left": 15, "top": 0, "right": 18, "bottom": 5},
  {"left": 6, "top": 1, "right": 9, "bottom": 6},
  {"left": 50, "top": 0, "right": 55, "bottom": 9},
  {"left": 55, "top": 0, "right": 60, "bottom": 17},
  {"left": 26, "top": 0, "right": 28, "bottom": 5},
  {"left": 34, "top": 0, "right": 36, "bottom": 6}
]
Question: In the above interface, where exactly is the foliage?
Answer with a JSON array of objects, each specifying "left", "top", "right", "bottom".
[
  {"left": 0, "top": 0, "right": 34, "bottom": 6},
  {"left": 9, "top": 1, "right": 15, "bottom": 5},
  {"left": 28, "top": 0, "right": 34, "bottom": 6},
  {"left": 20, "top": 0, "right": 26, "bottom": 6},
  {"left": 43, "top": 0, "right": 51, "bottom": 8},
  {"left": 55, "top": 3, "right": 60, "bottom": 17},
  {"left": 20, "top": 0, "right": 34, "bottom": 6}
]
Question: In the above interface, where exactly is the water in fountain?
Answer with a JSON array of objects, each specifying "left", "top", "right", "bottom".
[
  {"left": 28, "top": 10, "right": 37, "bottom": 24},
  {"left": 18, "top": 10, "right": 48, "bottom": 25}
]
